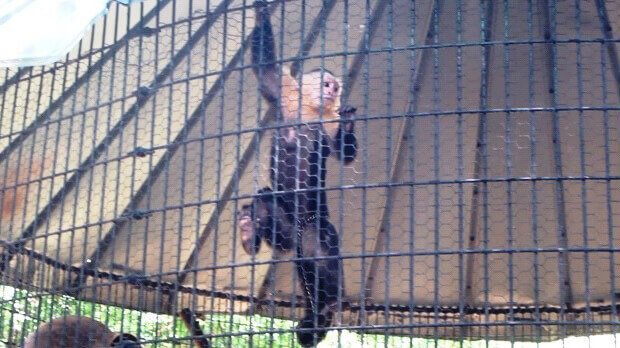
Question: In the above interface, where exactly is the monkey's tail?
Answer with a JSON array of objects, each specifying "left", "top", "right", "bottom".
[
  {"left": 296, "top": 308, "right": 333, "bottom": 347},
  {"left": 295, "top": 257, "right": 334, "bottom": 346}
]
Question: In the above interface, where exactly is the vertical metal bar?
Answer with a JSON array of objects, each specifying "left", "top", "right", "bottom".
[
  {"left": 198, "top": 0, "right": 212, "bottom": 342},
  {"left": 149, "top": 0, "right": 164, "bottom": 333},
  {"left": 175, "top": 0, "right": 194, "bottom": 319},
  {"left": 75, "top": 8, "right": 107, "bottom": 310},
  {"left": 160, "top": 0, "right": 177, "bottom": 340},
  {"left": 230, "top": 1, "right": 248, "bottom": 345},
  {"left": 406, "top": 0, "right": 416, "bottom": 342},
  {"left": 97, "top": 1, "right": 124, "bottom": 327},
  {"left": 455, "top": 0, "right": 465, "bottom": 343},
  {"left": 175, "top": 0, "right": 195, "bottom": 343},
  {"left": 541, "top": 0, "right": 574, "bottom": 323},
  {"left": 210, "top": 0, "right": 226, "bottom": 344},
  {"left": 382, "top": 1, "right": 394, "bottom": 344},
  {"left": 481, "top": 0, "right": 491, "bottom": 337},
  {"left": 13, "top": 63, "right": 36, "bottom": 348},
  {"left": 336, "top": 1, "right": 350, "bottom": 345},
  {"left": 464, "top": 0, "right": 494, "bottom": 343},
  {"left": 72, "top": 7, "right": 105, "bottom": 334},
  {"left": 313, "top": 0, "right": 327, "bottom": 338},
  {"left": 594, "top": 0, "right": 620, "bottom": 99},
  {"left": 29, "top": 13, "right": 69, "bottom": 338},
  {"left": 501, "top": 0, "right": 516, "bottom": 344},
  {"left": 114, "top": 0, "right": 135, "bottom": 334},
  {"left": 430, "top": 0, "right": 441, "bottom": 343},
  {"left": 339, "top": 0, "right": 389, "bottom": 330},
  {"left": 43, "top": 6, "right": 79, "bottom": 333},
  {"left": 67, "top": 8, "right": 107, "bottom": 335},
  {"left": 574, "top": 0, "right": 593, "bottom": 339},
  {"left": 132, "top": 3, "right": 147, "bottom": 337},
  {"left": 600, "top": 10, "right": 619, "bottom": 344},
  {"left": 357, "top": 0, "right": 372, "bottom": 336},
  {"left": 56, "top": 31, "right": 84, "bottom": 337},
  {"left": 526, "top": 0, "right": 542, "bottom": 343},
  {"left": 248, "top": 0, "right": 262, "bottom": 342},
  {"left": 273, "top": 2, "right": 287, "bottom": 342}
]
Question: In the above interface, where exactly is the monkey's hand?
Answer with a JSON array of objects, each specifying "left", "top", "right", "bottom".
[
  {"left": 238, "top": 204, "right": 260, "bottom": 255},
  {"left": 338, "top": 105, "right": 356, "bottom": 132}
]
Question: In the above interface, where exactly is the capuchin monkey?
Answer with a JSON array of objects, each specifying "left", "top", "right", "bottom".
[
  {"left": 238, "top": 1, "right": 357, "bottom": 346},
  {"left": 23, "top": 316, "right": 141, "bottom": 348}
]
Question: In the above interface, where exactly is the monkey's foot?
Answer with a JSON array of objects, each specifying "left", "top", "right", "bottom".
[{"left": 238, "top": 206, "right": 259, "bottom": 255}]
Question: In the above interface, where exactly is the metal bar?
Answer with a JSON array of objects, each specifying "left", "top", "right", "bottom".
[
  {"left": 527, "top": 0, "right": 543, "bottom": 342},
  {"left": 599, "top": 0, "right": 619, "bottom": 339},
  {"left": 4, "top": 243, "right": 620, "bottom": 317},
  {"left": 464, "top": 0, "right": 495, "bottom": 310},
  {"left": 595, "top": 0, "right": 620, "bottom": 99},
  {"left": 541, "top": 0, "right": 574, "bottom": 313}
]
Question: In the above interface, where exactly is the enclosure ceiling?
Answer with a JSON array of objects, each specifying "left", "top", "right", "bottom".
[{"left": 0, "top": 0, "right": 619, "bottom": 342}]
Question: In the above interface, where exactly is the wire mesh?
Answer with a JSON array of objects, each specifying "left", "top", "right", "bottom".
[{"left": 0, "top": 0, "right": 619, "bottom": 346}]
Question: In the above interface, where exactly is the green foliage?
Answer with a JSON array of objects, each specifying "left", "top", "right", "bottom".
[
  {"left": 0, "top": 285, "right": 189, "bottom": 347},
  {"left": 2, "top": 285, "right": 619, "bottom": 347}
]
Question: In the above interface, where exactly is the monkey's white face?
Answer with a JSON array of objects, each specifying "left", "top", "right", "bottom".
[{"left": 304, "top": 71, "right": 341, "bottom": 109}]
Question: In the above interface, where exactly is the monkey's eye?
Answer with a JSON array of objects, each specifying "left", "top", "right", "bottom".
[{"left": 324, "top": 82, "right": 330, "bottom": 88}]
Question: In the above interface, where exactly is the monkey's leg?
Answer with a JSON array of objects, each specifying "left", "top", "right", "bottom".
[{"left": 295, "top": 218, "right": 342, "bottom": 347}]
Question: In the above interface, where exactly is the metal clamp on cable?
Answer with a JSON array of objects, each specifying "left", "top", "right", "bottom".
[
  {"left": 121, "top": 210, "right": 152, "bottom": 220},
  {"left": 127, "top": 146, "right": 154, "bottom": 158}
]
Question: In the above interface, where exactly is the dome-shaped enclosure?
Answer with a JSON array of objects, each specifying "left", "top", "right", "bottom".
[{"left": 0, "top": 0, "right": 618, "bottom": 344}]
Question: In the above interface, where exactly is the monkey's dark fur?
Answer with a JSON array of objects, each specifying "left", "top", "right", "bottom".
[
  {"left": 23, "top": 316, "right": 141, "bottom": 348},
  {"left": 239, "top": 1, "right": 358, "bottom": 346}
]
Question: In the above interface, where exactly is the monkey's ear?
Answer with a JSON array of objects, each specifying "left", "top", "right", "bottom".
[{"left": 111, "top": 333, "right": 141, "bottom": 347}]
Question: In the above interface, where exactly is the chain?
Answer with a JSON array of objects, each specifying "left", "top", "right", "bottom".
[{"left": 296, "top": 214, "right": 318, "bottom": 318}]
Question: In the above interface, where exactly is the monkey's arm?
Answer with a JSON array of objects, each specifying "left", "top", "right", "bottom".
[
  {"left": 252, "top": 1, "right": 300, "bottom": 117},
  {"left": 331, "top": 106, "right": 358, "bottom": 164}
]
